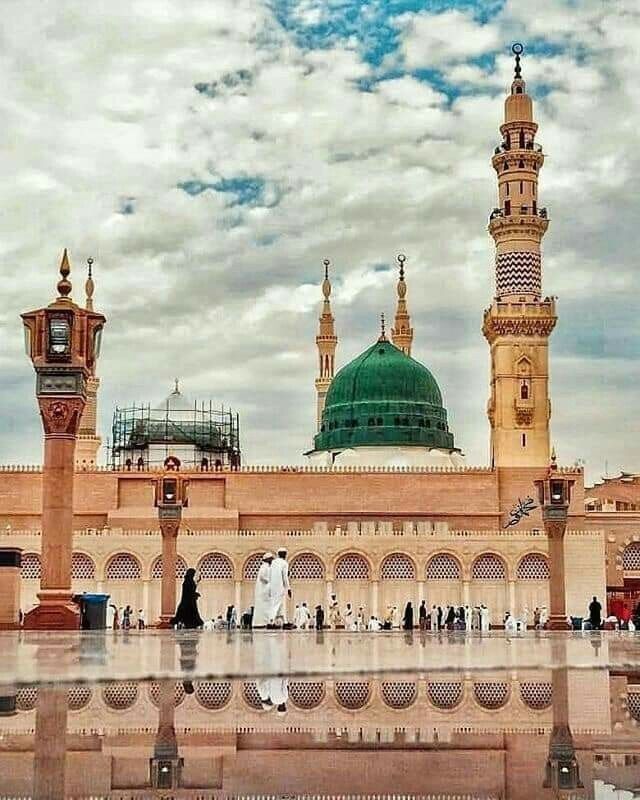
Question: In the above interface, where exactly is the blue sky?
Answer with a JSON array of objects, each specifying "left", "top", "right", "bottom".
[{"left": 0, "top": 0, "right": 639, "bottom": 483}]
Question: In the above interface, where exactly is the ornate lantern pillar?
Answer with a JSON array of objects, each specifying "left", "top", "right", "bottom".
[
  {"left": 22, "top": 251, "right": 105, "bottom": 629},
  {"left": 155, "top": 457, "right": 187, "bottom": 627},
  {"left": 534, "top": 453, "right": 575, "bottom": 631}
]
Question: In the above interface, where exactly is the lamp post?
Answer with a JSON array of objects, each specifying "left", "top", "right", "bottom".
[
  {"left": 155, "top": 457, "right": 187, "bottom": 627},
  {"left": 534, "top": 452, "right": 575, "bottom": 631},
  {"left": 22, "top": 251, "right": 105, "bottom": 629}
]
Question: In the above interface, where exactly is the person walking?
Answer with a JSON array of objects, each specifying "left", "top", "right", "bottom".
[
  {"left": 172, "top": 568, "right": 204, "bottom": 629},
  {"left": 328, "top": 594, "right": 340, "bottom": 628},
  {"left": 402, "top": 602, "right": 414, "bottom": 631},
  {"left": 445, "top": 606, "right": 455, "bottom": 631},
  {"left": 588, "top": 596, "right": 602, "bottom": 630},
  {"left": 253, "top": 553, "right": 274, "bottom": 628},
  {"left": 419, "top": 600, "right": 427, "bottom": 631},
  {"left": 136, "top": 608, "right": 146, "bottom": 630},
  {"left": 269, "top": 548, "right": 291, "bottom": 626},
  {"left": 315, "top": 604, "right": 325, "bottom": 630},
  {"left": 437, "top": 605, "right": 443, "bottom": 630},
  {"left": 430, "top": 604, "right": 438, "bottom": 632}
]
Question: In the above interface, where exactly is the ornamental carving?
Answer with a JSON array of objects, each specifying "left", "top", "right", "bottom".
[
  {"left": 515, "top": 407, "right": 534, "bottom": 426},
  {"left": 159, "top": 518, "right": 181, "bottom": 539},
  {"left": 38, "top": 396, "right": 85, "bottom": 435},
  {"left": 483, "top": 315, "right": 557, "bottom": 343}
]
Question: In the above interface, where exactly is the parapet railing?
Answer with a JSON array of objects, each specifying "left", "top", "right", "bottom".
[
  {"left": 0, "top": 463, "right": 582, "bottom": 475},
  {"left": 0, "top": 527, "right": 604, "bottom": 540}
]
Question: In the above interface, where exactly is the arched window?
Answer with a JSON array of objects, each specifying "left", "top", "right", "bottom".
[
  {"left": 105, "top": 553, "right": 141, "bottom": 580},
  {"left": 198, "top": 552, "right": 234, "bottom": 580},
  {"left": 517, "top": 553, "right": 550, "bottom": 580},
  {"left": 380, "top": 553, "right": 415, "bottom": 580},
  {"left": 16, "top": 687, "right": 38, "bottom": 711},
  {"left": 289, "top": 681, "right": 325, "bottom": 710},
  {"left": 149, "top": 681, "right": 185, "bottom": 708},
  {"left": 381, "top": 681, "right": 417, "bottom": 709},
  {"left": 335, "top": 553, "right": 370, "bottom": 580},
  {"left": 71, "top": 552, "right": 96, "bottom": 580},
  {"left": 472, "top": 554, "right": 506, "bottom": 580},
  {"left": 242, "top": 681, "right": 263, "bottom": 709},
  {"left": 290, "top": 553, "right": 325, "bottom": 580},
  {"left": 520, "top": 681, "right": 552, "bottom": 710},
  {"left": 427, "top": 681, "right": 463, "bottom": 710},
  {"left": 520, "top": 382, "right": 529, "bottom": 400},
  {"left": 622, "top": 542, "right": 640, "bottom": 571},
  {"left": 195, "top": 681, "right": 232, "bottom": 710},
  {"left": 627, "top": 692, "right": 640, "bottom": 723},
  {"left": 335, "top": 681, "right": 371, "bottom": 709},
  {"left": 474, "top": 681, "right": 509, "bottom": 709},
  {"left": 102, "top": 682, "right": 138, "bottom": 710},
  {"left": 426, "top": 554, "right": 461, "bottom": 580},
  {"left": 21, "top": 553, "right": 41, "bottom": 580},
  {"left": 519, "top": 129, "right": 525, "bottom": 148},
  {"left": 151, "top": 555, "right": 188, "bottom": 579},
  {"left": 243, "top": 553, "right": 265, "bottom": 581},
  {"left": 68, "top": 687, "right": 92, "bottom": 711}
]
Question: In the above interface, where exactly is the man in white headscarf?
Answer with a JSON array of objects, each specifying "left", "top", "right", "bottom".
[
  {"left": 269, "top": 548, "right": 291, "bottom": 626},
  {"left": 253, "top": 553, "right": 274, "bottom": 628}
]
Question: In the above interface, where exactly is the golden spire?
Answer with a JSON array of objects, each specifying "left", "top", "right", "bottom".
[
  {"left": 85, "top": 257, "right": 95, "bottom": 311},
  {"left": 314, "top": 258, "right": 338, "bottom": 430},
  {"left": 57, "top": 248, "right": 72, "bottom": 299},
  {"left": 391, "top": 253, "right": 413, "bottom": 356}
]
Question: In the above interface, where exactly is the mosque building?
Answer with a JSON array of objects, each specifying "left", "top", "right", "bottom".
[{"left": 1, "top": 47, "right": 639, "bottom": 626}]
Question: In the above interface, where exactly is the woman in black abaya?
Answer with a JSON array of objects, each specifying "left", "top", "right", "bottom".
[{"left": 172, "top": 568, "right": 204, "bottom": 629}]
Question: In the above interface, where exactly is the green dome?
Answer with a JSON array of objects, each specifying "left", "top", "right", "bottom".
[{"left": 313, "top": 338, "right": 456, "bottom": 452}]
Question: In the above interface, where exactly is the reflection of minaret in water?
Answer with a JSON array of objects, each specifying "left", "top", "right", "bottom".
[{"left": 543, "top": 663, "right": 585, "bottom": 797}]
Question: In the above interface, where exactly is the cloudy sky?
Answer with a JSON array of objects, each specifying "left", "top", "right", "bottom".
[{"left": 1, "top": 0, "right": 638, "bottom": 484}]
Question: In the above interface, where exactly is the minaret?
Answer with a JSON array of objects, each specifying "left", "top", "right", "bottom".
[
  {"left": 391, "top": 253, "right": 413, "bottom": 356},
  {"left": 483, "top": 44, "right": 557, "bottom": 468},
  {"left": 76, "top": 258, "right": 102, "bottom": 467},
  {"left": 314, "top": 258, "right": 337, "bottom": 429}
]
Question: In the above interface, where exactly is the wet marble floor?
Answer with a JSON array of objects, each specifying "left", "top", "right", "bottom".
[{"left": 0, "top": 629, "right": 640, "bottom": 687}]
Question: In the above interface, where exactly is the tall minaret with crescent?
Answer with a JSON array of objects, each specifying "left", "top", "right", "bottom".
[
  {"left": 391, "top": 253, "right": 413, "bottom": 356},
  {"left": 75, "top": 258, "right": 102, "bottom": 466},
  {"left": 483, "top": 44, "right": 557, "bottom": 468},
  {"left": 315, "top": 259, "right": 338, "bottom": 430}
]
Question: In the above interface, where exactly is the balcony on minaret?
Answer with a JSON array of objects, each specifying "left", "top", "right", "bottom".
[{"left": 514, "top": 395, "right": 534, "bottom": 427}]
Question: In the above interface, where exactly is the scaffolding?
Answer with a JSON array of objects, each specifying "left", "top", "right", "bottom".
[{"left": 110, "top": 399, "right": 241, "bottom": 470}]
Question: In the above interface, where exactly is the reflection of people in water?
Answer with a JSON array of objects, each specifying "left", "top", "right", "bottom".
[
  {"left": 257, "top": 676, "right": 289, "bottom": 714},
  {"left": 172, "top": 568, "right": 203, "bottom": 629}
]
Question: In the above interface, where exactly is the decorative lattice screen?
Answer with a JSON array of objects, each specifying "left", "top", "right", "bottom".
[
  {"left": 426, "top": 554, "right": 461, "bottom": 580},
  {"left": 195, "top": 681, "right": 233, "bottom": 710},
  {"left": 427, "top": 681, "right": 463, "bottom": 710},
  {"left": 149, "top": 681, "right": 185, "bottom": 708},
  {"left": 380, "top": 553, "right": 415, "bottom": 581},
  {"left": 334, "top": 681, "right": 371, "bottom": 709},
  {"left": 151, "top": 555, "right": 188, "bottom": 579},
  {"left": 517, "top": 554, "right": 550, "bottom": 580},
  {"left": 242, "top": 681, "right": 263, "bottom": 709},
  {"left": 473, "top": 682, "right": 509, "bottom": 709},
  {"left": 16, "top": 687, "right": 38, "bottom": 711},
  {"left": 21, "top": 553, "right": 41, "bottom": 580},
  {"left": 243, "top": 554, "right": 265, "bottom": 581},
  {"left": 68, "top": 687, "right": 93, "bottom": 711},
  {"left": 623, "top": 543, "right": 640, "bottom": 571},
  {"left": 472, "top": 554, "right": 506, "bottom": 580},
  {"left": 102, "top": 682, "right": 139, "bottom": 710},
  {"left": 105, "top": 553, "right": 141, "bottom": 580},
  {"left": 198, "top": 552, "right": 234, "bottom": 580},
  {"left": 290, "top": 553, "right": 325, "bottom": 580},
  {"left": 335, "top": 554, "right": 370, "bottom": 580},
  {"left": 520, "top": 681, "right": 552, "bottom": 710},
  {"left": 627, "top": 692, "right": 640, "bottom": 722},
  {"left": 71, "top": 552, "right": 96, "bottom": 580},
  {"left": 381, "top": 681, "right": 417, "bottom": 709},
  {"left": 289, "top": 681, "right": 325, "bottom": 709}
]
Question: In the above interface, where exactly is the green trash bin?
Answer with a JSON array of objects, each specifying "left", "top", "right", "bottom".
[{"left": 80, "top": 593, "right": 111, "bottom": 630}]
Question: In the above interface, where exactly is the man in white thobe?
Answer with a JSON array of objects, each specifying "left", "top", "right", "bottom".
[
  {"left": 269, "top": 548, "right": 291, "bottom": 625},
  {"left": 253, "top": 553, "right": 274, "bottom": 628},
  {"left": 299, "top": 602, "right": 311, "bottom": 630},
  {"left": 480, "top": 604, "right": 490, "bottom": 632}
]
